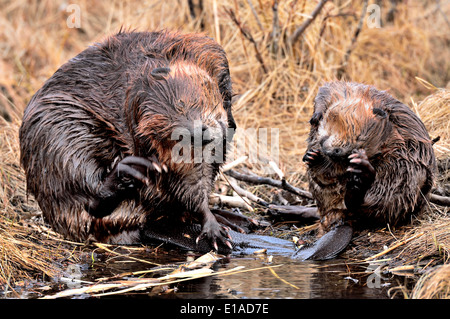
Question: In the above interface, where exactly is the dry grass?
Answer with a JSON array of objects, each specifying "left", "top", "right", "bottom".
[
  {"left": 0, "top": 119, "right": 77, "bottom": 290},
  {"left": 415, "top": 83, "right": 450, "bottom": 159},
  {"left": 0, "top": 0, "right": 449, "bottom": 298},
  {"left": 412, "top": 263, "right": 450, "bottom": 299},
  {"left": 349, "top": 211, "right": 450, "bottom": 263}
]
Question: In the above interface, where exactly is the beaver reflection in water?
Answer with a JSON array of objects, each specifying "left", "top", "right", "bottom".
[
  {"left": 19, "top": 30, "right": 241, "bottom": 251},
  {"left": 303, "top": 82, "right": 436, "bottom": 243}
]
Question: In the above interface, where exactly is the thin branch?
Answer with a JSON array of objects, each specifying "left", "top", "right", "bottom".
[
  {"left": 337, "top": 0, "right": 369, "bottom": 78},
  {"left": 187, "top": 0, "right": 205, "bottom": 30},
  {"left": 221, "top": 155, "right": 248, "bottom": 172},
  {"left": 225, "top": 174, "right": 270, "bottom": 206},
  {"left": 415, "top": 0, "right": 450, "bottom": 24},
  {"left": 436, "top": 0, "right": 450, "bottom": 29},
  {"left": 280, "top": 0, "right": 299, "bottom": 46},
  {"left": 187, "top": 0, "right": 196, "bottom": 20},
  {"left": 270, "top": 0, "right": 280, "bottom": 55},
  {"left": 314, "top": 13, "right": 357, "bottom": 50},
  {"left": 289, "top": 0, "right": 329, "bottom": 47},
  {"left": 226, "top": 8, "right": 268, "bottom": 74},
  {"left": 224, "top": 169, "right": 313, "bottom": 200},
  {"left": 364, "top": 232, "right": 425, "bottom": 261},
  {"left": 246, "top": 0, "right": 264, "bottom": 32}
]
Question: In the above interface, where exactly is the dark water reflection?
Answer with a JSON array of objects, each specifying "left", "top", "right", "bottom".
[
  {"left": 172, "top": 255, "right": 391, "bottom": 299},
  {"left": 1, "top": 246, "right": 395, "bottom": 299},
  {"left": 77, "top": 249, "right": 392, "bottom": 299}
]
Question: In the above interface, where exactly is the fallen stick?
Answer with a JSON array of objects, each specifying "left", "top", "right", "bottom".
[
  {"left": 224, "top": 174, "right": 269, "bottom": 206},
  {"left": 430, "top": 193, "right": 450, "bottom": 206},
  {"left": 209, "top": 193, "right": 253, "bottom": 211},
  {"left": 267, "top": 266, "right": 300, "bottom": 290},
  {"left": 268, "top": 204, "right": 319, "bottom": 219},
  {"left": 364, "top": 232, "right": 425, "bottom": 261},
  {"left": 225, "top": 169, "right": 313, "bottom": 200},
  {"left": 221, "top": 155, "right": 248, "bottom": 172},
  {"left": 269, "top": 160, "right": 284, "bottom": 180}
]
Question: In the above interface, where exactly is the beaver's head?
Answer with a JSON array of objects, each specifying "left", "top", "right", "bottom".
[
  {"left": 125, "top": 62, "right": 235, "bottom": 210},
  {"left": 309, "top": 82, "right": 394, "bottom": 167}
]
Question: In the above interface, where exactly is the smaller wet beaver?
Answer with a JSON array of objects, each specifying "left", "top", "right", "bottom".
[
  {"left": 303, "top": 82, "right": 436, "bottom": 241},
  {"left": 19, "top": 30, "right": 239, "bottom": 251}
]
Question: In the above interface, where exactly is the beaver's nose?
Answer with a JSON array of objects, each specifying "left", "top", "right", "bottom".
[{"left": 323, "top": 147, "right": 345, "bottom": 159}]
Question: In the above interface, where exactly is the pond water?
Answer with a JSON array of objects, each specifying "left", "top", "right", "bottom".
[
  {"left": 45, "top": 248, "right": 395, "bottom": 299},
  {"left": 1, "top": 245, "right": 401, "bottom": 299},
  {"left": 170, "top": 255, "right": 392, "bottom": 299}
]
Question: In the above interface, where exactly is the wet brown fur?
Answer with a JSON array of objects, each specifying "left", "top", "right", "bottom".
[
  {"left": 306, "top": 82, "right": 436, "bottom": 233},
  {"left": 19, "top": 30, "right": 235, "bottom": 244}
]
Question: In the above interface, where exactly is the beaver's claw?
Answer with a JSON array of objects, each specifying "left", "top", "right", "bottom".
[
  {"left": 347, "top": 149, "right": 375, "bottom": 188},
  {"left": 303, "top": 149, "right": 323, "bottom": 167},
  {"left": 110, "top": 155, "right": 166, "bottom": 191},
  {"left": 196, "top": 216, "right": 232, "bottom": 251},
  {"left": 345, "top": 149, "right": 375, "bottom": 211},
  {"left": 87, "top": 156, "right": 166, "bottom": 218}
]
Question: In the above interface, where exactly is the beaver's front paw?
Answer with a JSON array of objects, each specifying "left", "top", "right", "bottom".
[
  {"left": 87, "top": 156, "right": 165, "bottom": 218},
  {"left": 347, "top": 150, "right": 375, "bottom": 186},
  {"left": 110, "top": 156, "right": 159, "bottom": 190},
  {"left": 196, "top": 215, "right": 232, "bottom": 251},
  {"left": 345, "top": 149, "right": 375, "bottom": 210},
  {"left": 303, "top": 149, "right": 323, "bottom": 167}
]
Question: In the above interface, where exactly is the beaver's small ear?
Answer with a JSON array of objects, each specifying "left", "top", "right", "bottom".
[
  {"left": 372, "top": 107, "right": 387, "bottom": 118},
  {"left": 309, "top": 112, "right": 323, "bottom": 126},
  {"left": 150, "top": 67, "right": 171, "bottom": 80},
  {"left": 310, "top": 86, "right": 331, "bottom": 126}
]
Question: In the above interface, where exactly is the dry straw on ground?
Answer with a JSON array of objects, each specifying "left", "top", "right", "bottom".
[
  {"left": 412, "top": 263, "right": 450, "bottom": 299},
  {"left": 0, "top": 0, "right": 449, "bottom": 298}
]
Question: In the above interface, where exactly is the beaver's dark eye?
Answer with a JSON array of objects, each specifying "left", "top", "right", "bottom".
[
  {"left": 151, "top": 67, "right": 171, "bottom": 80},
  {"left": 356, "top": 136, "right": 368, "bottom": 144},
  {"left": 373, "top": 108, "right": 387, "bottom": 118}
]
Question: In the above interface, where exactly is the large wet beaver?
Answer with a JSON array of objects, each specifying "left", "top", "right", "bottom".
[
  {"left": 303, "top": 82, "right": 436, "bottom": 244},
  {"left": 19, "top": 30, "right": 238, "bottom": 251}
]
